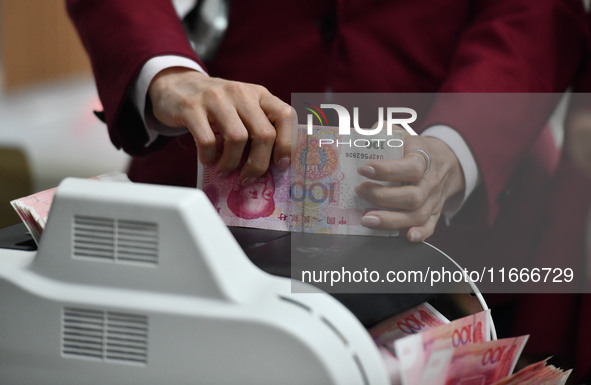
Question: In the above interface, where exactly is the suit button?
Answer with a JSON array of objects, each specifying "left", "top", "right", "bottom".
[{"left": 319, "top": 12, "right": 338, "bottom": 43}]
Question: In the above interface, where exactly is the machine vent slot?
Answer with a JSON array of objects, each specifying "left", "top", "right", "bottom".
[
  {"left": 116, "top": 220, "right": 158, "bottom": 264},
  {"left": 73, "top": 216, "right": 115, "bottom": 260},
  {"left": 278, "top": 295, "right": 312, "bottom": 312},
  {"left": 62, "top": 307, "right": 148, "bottom": 365},
  {"left": 320, "top": 316, "right": 348, "bottom": 346},
  {"left": 73, "top": 216, "right": 158, "bottom": 265},
  {"left": 352, "top": 354, "right": 370, "bottom": 385},
  {"left": 62, "top": 307, "right": 105, "bottom": 359}
]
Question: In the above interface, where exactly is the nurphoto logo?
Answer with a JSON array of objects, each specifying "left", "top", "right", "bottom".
[{"left": 305, "top": 103, "right": 417, "bottom": 148}]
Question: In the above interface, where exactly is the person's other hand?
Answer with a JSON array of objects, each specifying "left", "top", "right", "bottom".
[
  {"left": 148, "top": 67, "right": 292, "bottom": 185},
  {"left": 355, "top": 136, "right": 465, "bottom": 242},
  {"left": 566, "top": 110, "right": 591, "bottom": 178}
]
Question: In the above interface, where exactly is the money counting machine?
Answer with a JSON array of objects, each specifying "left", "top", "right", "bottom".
[{"left": 0, "top": 178, "right": 490, "bottom": 384}]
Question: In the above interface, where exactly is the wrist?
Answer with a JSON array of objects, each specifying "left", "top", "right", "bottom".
[
  {"left": 148, "top": 67, "right": 204, "bottom": 102},
  {"left": 425, "top": 136, "right": 466, "bottom": 201}
]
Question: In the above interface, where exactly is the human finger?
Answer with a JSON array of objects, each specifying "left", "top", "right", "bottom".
[
  {"left": 358, "top": 152, "right": 429, "bottom": 184},
  {"left": 355, "top": 181, "right": 429, "bottom": 211},
  {"left": 359, "top": 204, "right": 436, "bottom": 232},
  {"left": 236, "top": 99, "right": 277, "bottom": 183},
  {"left": 183, "top": 108, "right": 218, "bottom": 165},
  {"left": 260, "top": 93, "right": 293, "bottom": 171},
  {"left": 208, "top": 105, "right": 249, "bottom": 175},
  {"left": 406, "top": 213, "right": 440, "bottom": 242}
]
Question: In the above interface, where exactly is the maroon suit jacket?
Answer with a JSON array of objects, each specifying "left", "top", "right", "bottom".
[
  {"left": 66, "top": 0, "right": 588, "bottom": 261},
  {"left": 510, "top": 159, "right": 591, "bottom": 382},
  {"left": 510, "top": 27, "right": 591, "bottom": 381}
]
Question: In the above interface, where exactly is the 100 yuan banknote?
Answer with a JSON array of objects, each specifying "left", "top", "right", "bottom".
[
  {"left": 198, "top": 124, "right": 405, "bottom": 235},
  {"left": 369, "top": 302, "right": 449, "bottom": 346},
  {"left": 198, "top": 162, "right": 293, "bottom": 231},
  {"left": 417, "top": 335, "right": 528, "bottom": 385},
  {"left": 395, "top": 310, "right": 491, "bottom": 385},
  {"left": 491, "top": 359, "right": 571, "bottom": 385},
  {"left": 290, "top": 124, "right": 404, "bottom": 235}
]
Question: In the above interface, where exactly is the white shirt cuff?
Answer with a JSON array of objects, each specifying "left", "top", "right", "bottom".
[
  {"left": 173, "top": 0, "right": 198, "bottom": 18},
  {"left": 131, "top": 55, "right": 207, "bottom": 146},
  {"left": 421, "top": 125, "right": 480, "bottom": 221}
]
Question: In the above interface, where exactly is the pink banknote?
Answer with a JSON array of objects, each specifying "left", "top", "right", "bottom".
[
  {"left": 379, "top": 344, "right": 402, "bottom": 385},
  {"left": 395, "top": 310, "right": 491, "bottom": 385},
  {"left": 197, "top": 163, "right": 293, "bottom": 230},
  {"left": 198, "top": 124, "right": 405, "bottom": 235},
  {"left": 369, "top": 302, "right": 450, "bottom": 346},
  {"left": 368, "top": 302, "right": 449, "bottom": 385},
  {"left": 491, "top": 358, "right": 571, "bottom": 385},
  {"left": 10, "top": 187, "right": 55, "bottom": 244},
  {"left": 10, "top": 172, "right": 130, "bottom": 244},
  {"left": 417, "top": 336, "right": 528, "bottom": 385}
]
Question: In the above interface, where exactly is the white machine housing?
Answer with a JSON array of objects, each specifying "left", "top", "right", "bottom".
[{"left": 0, "top": 178, "right": 389, "bottom": 384}]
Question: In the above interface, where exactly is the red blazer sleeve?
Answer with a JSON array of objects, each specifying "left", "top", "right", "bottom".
[
  {"left": 66, "top": 0, "right": 205, "bottom": 156},
  {"left": 422, "top": 0, "right": 588, "bottom": 223}
]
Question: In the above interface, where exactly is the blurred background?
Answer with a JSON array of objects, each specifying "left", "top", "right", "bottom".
[{"left": 0, "top": 0, "right": 129, "bottom": 228}]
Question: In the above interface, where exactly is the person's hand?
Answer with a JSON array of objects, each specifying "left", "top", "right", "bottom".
[
  {"left": 148, "top": 67, "right": 292, "bottom": 185},
  {"left": 565, "top": 110, "right": 591, "bottom": 178},
  {"left": 355, "top": 136, "right": 465, "bottom": 242}
]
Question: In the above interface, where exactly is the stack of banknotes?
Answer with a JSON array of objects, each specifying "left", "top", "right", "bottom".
[
  {"left": 198, "top": 124, "right": 404, "bottom": 236},
  {"left": 10, "top": 172, "right": 130, "bottom": 244},
  {"left": 369, "top": 302, "right": 570, "bottom": 384}
]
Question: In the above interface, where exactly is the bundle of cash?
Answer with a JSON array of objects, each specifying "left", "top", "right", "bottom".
[
  {"left": 10, "top": 172, "right": 129, "bottom": 244},
  {"left": 10, "top": 186, "right": 54, "bottom": 245},
  {"left": 395, "top": 310, "right": 492, "bottom": 385},
  {"left": 369, "top": 302, "right": 451, "bottom": 385},
  {"left": 491, "top": 359, "right": 571, "bottom": 385},
  {"left": 372, "top": 302, "right": 570, "bottom": 385},
  {"left": 198, "top": 124, "right": 404, "bottom": 236}
]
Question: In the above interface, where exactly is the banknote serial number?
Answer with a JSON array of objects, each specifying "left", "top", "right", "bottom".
[{"left": 344, "top": 152, "right": 384, "bottom": 160}]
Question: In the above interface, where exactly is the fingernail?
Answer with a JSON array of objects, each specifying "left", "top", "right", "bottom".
[
  {"left": 408, "top": 231, "right": 421, "bottom": 242},
  {"left": 242, "top": 177, "right": 256, "bottom": 187},
  {"left": 361, "top": 215, "right": 380, "bottom": 227},
  {"left": 217, "top": 171, "right": 229, "bottom": 179},
  {"left": 358, "top": 165, "right": 376, "bottom": 178},
  {"left": 355, "top": 185, "right": 368, "bottom": 199},
  {"left": 278, "top": 156, "right": 291, "bottom": 172}
]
